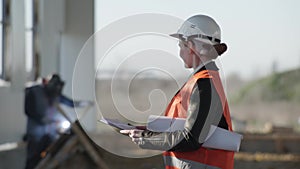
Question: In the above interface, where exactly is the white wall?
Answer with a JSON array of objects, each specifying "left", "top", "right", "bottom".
[
  {"left": 39, "top": 0, "right": 66, "bottom": 77},
  {"left": 60, "top": 0, "right": 94, "bottom": 97},
  {"left": 60, "top": 0, "right": 95, "bottom": 131},
  {"left": 0, "top": 0, "right": 26, "bottom": 144},
  {"left": 0, "top": 0, "right": 95, "bottom": 144}
]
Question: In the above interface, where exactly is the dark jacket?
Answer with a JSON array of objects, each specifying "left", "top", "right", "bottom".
[{"left": 25, "top": 85, "right": 79, "bottom": 141}]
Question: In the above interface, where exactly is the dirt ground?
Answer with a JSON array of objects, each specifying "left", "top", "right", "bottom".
[
  {"left": 100, "top": 151, "right": 300, "bottom": 169},
  {"left": 1, "top": 138, "right": 300, "bottom": 169},
  {"left": 88, "top": 131, "right": 300, "bottom": 169}
]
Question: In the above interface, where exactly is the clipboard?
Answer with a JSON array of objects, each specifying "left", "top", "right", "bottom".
[{"left": 99, "top": 118, "right": 146, "bottom": 130}]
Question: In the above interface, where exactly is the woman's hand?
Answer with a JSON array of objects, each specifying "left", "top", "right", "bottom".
[{"left": 120, "top": 129, "right": 145, "bottom": 145}]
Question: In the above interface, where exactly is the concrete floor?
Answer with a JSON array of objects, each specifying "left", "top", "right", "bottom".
[{"left": 0, "top": 142, "right": 26, "bottom": 169}]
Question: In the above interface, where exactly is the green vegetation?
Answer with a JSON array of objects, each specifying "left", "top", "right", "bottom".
[{"left": 231, "top": 68, "right": 300, "bottom": 104}]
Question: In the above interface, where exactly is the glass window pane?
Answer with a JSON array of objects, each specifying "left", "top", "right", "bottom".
[
  {"left": 0, "top": 25, "right": 2, "bottom": 76},
  {"left": 0, "top": 0, "right": 3, "bottom": 21},
  {"left": 0, "top": 0, "right": 3, "bottom": 76},
  {"left": 25, "top": 0, "right": 34, "bottom": 78},
  {"left": 25, "top": 0, "right": 33, "bottom": 29},
  {"left": 25, "top": 31, "right": 33, "bottom": 73}
]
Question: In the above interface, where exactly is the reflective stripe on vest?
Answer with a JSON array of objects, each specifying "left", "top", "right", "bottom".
[
  {"left": 163, "top": 70, "right": 234, "bottom": 169},
  {"left": 164, "top": 155, "right": 221, "bottom": 169}
]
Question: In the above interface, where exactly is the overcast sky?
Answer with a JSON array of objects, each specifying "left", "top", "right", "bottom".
[{"left": 95, "top": 0, "right": 300, "bottom": 80}]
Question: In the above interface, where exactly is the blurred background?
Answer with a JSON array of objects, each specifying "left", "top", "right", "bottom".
[{"left": 0, "top": 0, "right": 300, "bottom": 169}]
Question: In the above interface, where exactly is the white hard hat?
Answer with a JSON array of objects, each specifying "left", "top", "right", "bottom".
[{"left": 170, "top": 15, "right": 221, "bottom": 45}]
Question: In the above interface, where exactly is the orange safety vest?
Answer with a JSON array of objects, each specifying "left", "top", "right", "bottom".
[{"left": 163, "top": 70, "right": 234, "bottom": 169}]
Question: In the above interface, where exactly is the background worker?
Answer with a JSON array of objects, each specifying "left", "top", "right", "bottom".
[
  {"left": 24, "top": 74, "right": 93, "bottom": 169},
  {"left": 121, "top": 14, "right": 235, "bottom": 169}
]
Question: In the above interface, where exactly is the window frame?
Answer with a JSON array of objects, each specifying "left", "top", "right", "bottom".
[
  {"left": 25, "top": 0, "right": 38, "bottom": 81},
  {"left": 0, "top": 0, "right": 5, "bottom": 80}
]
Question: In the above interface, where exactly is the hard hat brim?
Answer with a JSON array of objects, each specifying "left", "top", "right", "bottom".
[
  {"left": 170, "top": 33, "right": 219, "bottom": 45},
  {"left": 169, "top": 33, "right": 182, "bottom": 39}
]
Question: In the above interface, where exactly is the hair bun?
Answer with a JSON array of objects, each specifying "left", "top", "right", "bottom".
[{"left": 214, "top": 43, "right": 227, "bottom": 56}]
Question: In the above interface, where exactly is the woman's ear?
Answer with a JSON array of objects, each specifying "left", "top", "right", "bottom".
[
  {"left": 200, "top": 44, "right": 213, "bottom": 56},
  {"left": 199, "top": 48, "right": 208, "bottom": 55}
]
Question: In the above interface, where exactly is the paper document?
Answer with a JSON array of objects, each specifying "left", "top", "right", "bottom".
[
  {"left": 99, "top": 118, "right": 136, "bottom": 130},
  {"left": 147, "top": 115, "right": 186, "bottom": 132},
  {"left": 147, "top": 115, "right": 243, "bottom": 152},
  {"left": 202, "top": 125, "right": 243, "bottom": 152}
]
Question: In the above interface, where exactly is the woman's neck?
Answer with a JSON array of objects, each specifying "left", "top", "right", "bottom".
[{"left": 193, "top": 56, "right": 210, "bottom": 69}]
